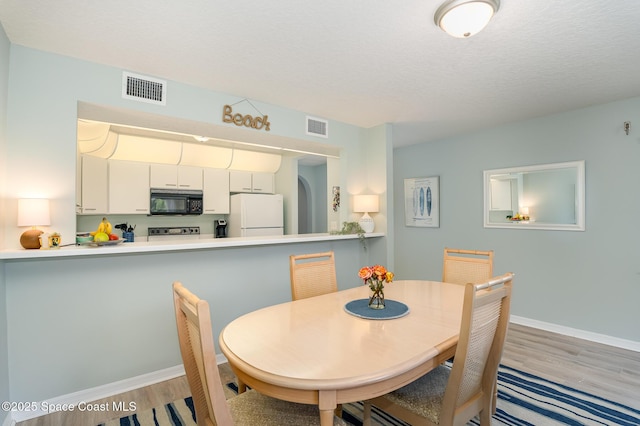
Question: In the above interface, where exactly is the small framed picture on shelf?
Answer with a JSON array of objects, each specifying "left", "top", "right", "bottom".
[{"left": 404, "top": 176, "right": 439, "bottom": 228}]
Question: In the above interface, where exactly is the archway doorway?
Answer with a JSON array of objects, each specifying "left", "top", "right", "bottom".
[{"left": 298, "top": 176, "right": 312, "bottom": 234}]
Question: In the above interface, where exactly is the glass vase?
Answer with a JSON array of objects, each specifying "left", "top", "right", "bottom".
[{"left": 368, "top": 284, "right": 385, "bottom": 309}]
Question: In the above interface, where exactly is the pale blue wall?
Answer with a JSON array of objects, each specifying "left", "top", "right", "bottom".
[
  {"left": 0, "top": 21, "right": 11, "bottom": 424},
  {"left": 363, "top": 124, "right": 394, "bottom": 267},
  {"left": 299, "top": 164, "right": 328, "bottom": 233},
  {"left": 4, "top": 240, "right": 372, "bottom": 402},
  {"left": 393, "top": 97, "right": 640, "bottom": 341}
]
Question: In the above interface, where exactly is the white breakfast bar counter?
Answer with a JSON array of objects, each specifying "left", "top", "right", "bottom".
[
  {"left": 1, "top": 232, "right": 385, "bottom": 421},
  {"left": 0, "top": 232, "right": 383, "bottom": 259}
]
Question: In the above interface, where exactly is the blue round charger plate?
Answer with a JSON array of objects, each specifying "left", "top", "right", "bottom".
[{"left": 344, "top": 299, "right": 410, "bottom": 320}]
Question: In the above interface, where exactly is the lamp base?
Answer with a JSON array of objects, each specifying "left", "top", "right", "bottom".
[
  {"left": 359, "top": 213, "right": 375, "bottom": 233},
  {"left": 20, "top": 229, "right": 43, "bottom": 249}
]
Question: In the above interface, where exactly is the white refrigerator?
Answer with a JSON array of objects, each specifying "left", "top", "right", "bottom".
[{"left": 228, "top": 193, "right": 284, "bottom": 237}]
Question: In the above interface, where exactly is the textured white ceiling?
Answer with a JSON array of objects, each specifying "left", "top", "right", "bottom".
[{"left": 2, "top": 0, "right": 640, "bottom": 147}]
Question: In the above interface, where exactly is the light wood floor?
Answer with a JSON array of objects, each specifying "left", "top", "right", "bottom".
[{"left": 16, "top": 324, "right": 640, "bottom": 426}]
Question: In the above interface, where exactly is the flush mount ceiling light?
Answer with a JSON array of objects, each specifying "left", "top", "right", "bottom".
[{"left": 434, "top": 0, "right": 500, "bottom": 38}]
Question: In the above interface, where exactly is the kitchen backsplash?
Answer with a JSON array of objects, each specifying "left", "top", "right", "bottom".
[{"left": 77, "top": 213, "right": 227, "bottom": 239}]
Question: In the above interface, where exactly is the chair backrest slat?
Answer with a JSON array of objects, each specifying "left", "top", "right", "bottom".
[
  {"left": 289, "top": 251, "right": 337, "bottom": 300},
  {"left": 442, "top": 247, "right": 494, "bottom": 285}
]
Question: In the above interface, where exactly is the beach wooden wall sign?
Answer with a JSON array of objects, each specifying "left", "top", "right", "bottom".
[{"left": 222, "top": 104, "right": 271, "bottom": 131}]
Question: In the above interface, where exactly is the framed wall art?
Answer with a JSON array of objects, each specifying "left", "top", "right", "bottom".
[
  {"left": 404, "top": 176, "right": 439, "bottom": 228},
  {"left": 332, "top": 186, "right": 340, "bottom": 212}
]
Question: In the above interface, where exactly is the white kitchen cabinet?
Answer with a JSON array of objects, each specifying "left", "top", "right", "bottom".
[
  {"left": 108, "top": 160, "right": 150, "bottom": 214},
  {"left": 150, "top": 164, "right": 203, "bottom": 189},
  {"left": 203, "top": 168, "right": 230, "bottom": 214},
  {"left": 79, "top": 155, "right": 108, "bottom": 214},
  {"left": 229, "top": 170, "right": 253, "bottom": 193},
  {"left": 251, "top": 172, "right": 275, "bottom": 193},
  {"left": 150, "top": 164, "right": 178, "bottom": 189},
  {"left": 229, "top": 171, "right": 275, "bottom": 193},
  {"left": 178, "top": 166, "right": 203, "bottom": 189}
]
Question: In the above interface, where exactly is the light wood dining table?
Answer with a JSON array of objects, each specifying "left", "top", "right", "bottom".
[{"left": 219, "top": 280, "right": 465, "bottom": 426}]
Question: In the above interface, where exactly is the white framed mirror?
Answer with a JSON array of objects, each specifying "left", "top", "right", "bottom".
[{"left": 483, "top": 160, "right": 585, "bottom": 231}]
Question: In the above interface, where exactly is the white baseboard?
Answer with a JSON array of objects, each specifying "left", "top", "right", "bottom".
[
  {"left": 510, "top": 315, "right": 640, "bottom": 352},
  {"left": 9, "top": 354, "right": 228, "bottom": 424}
]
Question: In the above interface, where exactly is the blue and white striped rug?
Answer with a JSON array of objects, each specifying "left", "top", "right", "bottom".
[
  {"left": 488, "top": 365, "right": 639, "bottom": 426},
  {"left": 101, "top": 364, "right": 640, "bottom": 425}
]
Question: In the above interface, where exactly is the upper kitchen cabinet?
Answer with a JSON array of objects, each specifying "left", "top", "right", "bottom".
[
  {"left": 252, "top": 172, "right": 275, "bottom": 193},
  {"left": 109, "top": 160, "right": 150, "bottom": 214},
  {"left": 150, "top": 164, "right": 203, "bottom": 190},
  {"left": 229, "top": 170, "right": 252, "bottom": 192},
  {"left": 230, "top": 170, "right": 275, "bottom": 194},
  {"left": 78, "top": 155, "right": 108, "bottom": 214},
  {"left": 179, "top": 166, "right": 204, "bottom": 189},
  {"left": 203, "top": 168, "right": 230, "bottom": 214}
]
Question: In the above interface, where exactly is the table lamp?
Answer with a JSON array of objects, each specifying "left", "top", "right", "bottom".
[
  {"left": 353, "top": 194, "right": 379, "bottom": 233},
  {"left": 18, "top": 198, "right": 51, "bottom": 249}
]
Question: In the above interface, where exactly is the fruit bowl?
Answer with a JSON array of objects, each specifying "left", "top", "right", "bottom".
[
  {"left": 91, "top": 238, "right": 125, "bottom": 247},
  {"left": 77, "top": 238, "right": 125, "bottom": 247},
  {"left": 91, "top": 238, "right": 125, "bottom": 246}
]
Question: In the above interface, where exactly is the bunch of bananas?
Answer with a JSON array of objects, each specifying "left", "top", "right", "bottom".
[{"left": 90, "top": 217, "right": 113, "bottom": 236}]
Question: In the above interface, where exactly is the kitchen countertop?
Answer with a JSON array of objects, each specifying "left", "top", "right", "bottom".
[{"left": 0, "top": 232, "right": 383, "bottom": 260}]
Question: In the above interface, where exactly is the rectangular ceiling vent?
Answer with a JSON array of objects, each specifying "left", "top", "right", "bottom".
[
  {"left": 122, "top": 72, "right": 166, "bottom": 105},
  {"left": 306, "top": 116, "right": 328, "bottom": 138}
]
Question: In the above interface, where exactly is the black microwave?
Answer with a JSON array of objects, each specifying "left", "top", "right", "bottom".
[{"left": 150, "top": 189, "right": 203, "bottom": 215}]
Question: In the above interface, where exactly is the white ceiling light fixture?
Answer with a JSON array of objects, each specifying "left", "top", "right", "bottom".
[{"left": 434, "top": 0, "right": 500, "bottom": 38}]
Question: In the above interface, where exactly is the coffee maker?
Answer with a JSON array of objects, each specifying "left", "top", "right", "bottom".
[{"left": 215, "top": 219, "right": 227, "bottom": 238}]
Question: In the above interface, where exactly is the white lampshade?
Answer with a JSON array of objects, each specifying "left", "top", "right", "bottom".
[
  {"left": 18, "top": 198, "right": 51, "bottom": 227},
  {"left": 353, "top": 195, "right": 379, "bottom": 234},
  {"left": 353, "top": 195, "right": 379, "bottom": 214},
  {"left": 434, "top": 0, "right": 500, "bottom": 38}
]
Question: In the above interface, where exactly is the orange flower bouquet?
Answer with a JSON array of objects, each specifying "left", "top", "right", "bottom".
[{"left": 359, "top": 265, "right": 394, "bottom": 309}]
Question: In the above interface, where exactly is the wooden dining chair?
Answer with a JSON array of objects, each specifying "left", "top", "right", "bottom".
[
  {"left": 441, "top": 247, "right": 496, "bottom": 410},
  {"left": 442, "top": 247, "right": 494, "bottom": 285},
  {"left": 363, "top": 272, "right": 514, "bottom": 426},
  {"left": 289, "top": 251, "right": 338, "bottom": 300},
  {"left": 172, "top": 282, "right": 348, "bottom": 425}
]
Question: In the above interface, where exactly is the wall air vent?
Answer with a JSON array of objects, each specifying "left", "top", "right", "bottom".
[
  {"left": 306, "top": 116, "right": 328, "bottom": 138},
  {"left": 122, "top": 72, "right": 166, "bottom": 105}
]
